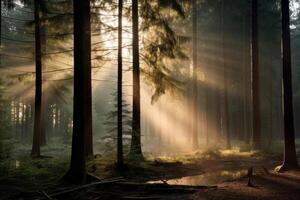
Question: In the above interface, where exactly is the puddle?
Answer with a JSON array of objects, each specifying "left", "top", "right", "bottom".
[{"left": 148, "top": 169, "right": 247, "bottom": 186}]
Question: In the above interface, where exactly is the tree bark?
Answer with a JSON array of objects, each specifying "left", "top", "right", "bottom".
[
  {"left": 41, "top": 26, "right": 47, "bottom": 146},
  {"left": 84, "top": 4, "right": 93, "bottom": 158},
  {"left": 0, "top": 0, "right": 2, "bottom": 65},
  {"left": 279, "top": 0, "right": 299, "bottom": 171},
  {"left": 63, "top": 0, "right": 92, "bottom": 183},
  {"left": 31, "top": 0, "right": 42, "bottom": 157},
  {"left": 221, "top": 0, "right": 231, "bottom": 149},
  {"left": 251, "top": 0, "right": 261, "bottom": 149},
  {"left": 243, "top": 1, "right": 252, "bottom": 144},
  {"left": 130, "top": 0, "right": 143, "bottom": 159},
  {"left": 117, "top": 0, "right": 124, "bottom": 168},
  {"left": 268, "top": 56, "right": 273, "bottom": 147}
]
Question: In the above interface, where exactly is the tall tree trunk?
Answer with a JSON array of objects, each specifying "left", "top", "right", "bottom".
[
  {"left": 0, "top": 0, "right": 2, "bottom": 65},
  {"left": 243, "top": 2, "right": 252, "bottom": 144},
  {"left": 278, "top": 0, "right": 299, "bottom": 171},
  {"left": 63, "top": 0, "right": 92, "bottom": 183},
  {"left": 130, "top": 0, "right": 143, "bottom": 159},
  {"left": 221, "top": 0, "right": 231, "bottom": 149},
  {"left": 83, "top": 0, "right": 93, "bottom": 158},
  {"left": 268, "top": 56, "right": 273, "bottom": 148},
  {"left": 85, "top": 65, "right": 93, "bottom": 157},
  {"left": 251, "top": 0, "right": 261, "bottom": 149},
  {"left": 192, "top": 0, "right": 199, "bottom": 150},
  {"left": 41, "top": 26, "right": 47, "bottom": 146},
  {"left": 117, "top": 0, "right": 124, "bottom": 168},
  {"left": 31, "top": 0, "right": 42, "bottom": 157}
]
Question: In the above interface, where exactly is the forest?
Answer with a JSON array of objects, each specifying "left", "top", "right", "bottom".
[{"left": 0, "top": 0, "right": 300, "bottom": 199}]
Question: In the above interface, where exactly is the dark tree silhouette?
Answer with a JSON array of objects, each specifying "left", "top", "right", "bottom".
[
  {"left": 85, "top": 4, "right": 93, "bottom": 158},
  {"left": 268, "top": 56, "right": 273, "bottom": 147},
  {"left": 85, "top": 46, "right": 93, "bottom": 157},
  {"left": 63, "top": 0, "right": 92, "bottom": 183},
  {"left": 278, "top": 0, "right": 299, "bottom": 171},
  {"left": 31, "top": 0, "right": 42, "bottom": 158},
  {"left": 243, "top": 1, "right": 252, "bottom": 144},
  {"left": 0, "top": 0, "right": 1, "bottom": 52},
  {"left": 117, "top": 0, "right": 124, "bottom": 167},
  {"left": 40, "top": 20, "right": 47, "bottom": 147},
  {"left": 221, "top": 0, "right": 231, "bottom": 149},
  {"left": 130, "top": 0, "right": 143, "bottom": 159},
  {"left": 251, "top": 0, "right": 261, "bottom": 149}
]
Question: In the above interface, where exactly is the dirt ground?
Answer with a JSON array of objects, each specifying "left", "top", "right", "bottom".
[
  {"left": 197, "top": 171, "right": 300, "bottom": 200},
  {"left": 1, "top": 150, "right": 300, "bottom": 200}
]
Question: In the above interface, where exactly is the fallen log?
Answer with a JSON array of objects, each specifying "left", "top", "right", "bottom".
[
  {"left": 49, "top": 177, "right": 125, "bottom": 197},
  {"left": 112, "top": 182, "right": 217, "bottom": 194},
  {"left": 115, "top": 182, "right": 217, "bottom": 190},
  {"left": 48, "top": 179, "right": 216, "bottom": 198},
  {"left": 122, "top": 196, "right": 165, "bottom": 200},
  {"left": 40, "top": 191, "right": 55, "bottom": 200}
]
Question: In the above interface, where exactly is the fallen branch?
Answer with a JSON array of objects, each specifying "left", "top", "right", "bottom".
[
  {"left": 115, "top": 182, "right": 217, "bottom": 191},
  {"left": 49, "top": 177, "right": 125, "bottom": 197},
  {"left": 40, "top": 191, "right": 55, "bottom": 200},
  {"left": 122, "top": 196, "right": 165, "bottom": 200}
]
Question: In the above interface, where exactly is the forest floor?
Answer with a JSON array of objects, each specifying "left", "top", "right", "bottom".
[
  {"left": 1, "top": 145, "right": 300, "bottom": 199},
  {"left": 198, "top": 170, "right": 300, "bottom": 200}
]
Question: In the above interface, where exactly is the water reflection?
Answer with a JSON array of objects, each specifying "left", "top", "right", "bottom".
[{"left": 148, "top": 169, "right": 247, "bottom": 186}]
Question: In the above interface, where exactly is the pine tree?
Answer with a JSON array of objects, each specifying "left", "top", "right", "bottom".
[
  {"left": 63, "top": 0, "right": 92, "bottom": 183},
  {"left": 117, "top": 0, "right": 124, "bottom": 168},
  {"left": 31, "top": 0, "right": 42, "bottom": 158},
  {"left": 103, "top": 91, "right": 132, "bottom": 156},
  {"left": 130, "top": 0, "right": 143, "bottom": 159},
  {"left": 221, "top": 0, "right": 231, "bottom": 149},
  {"left": 277, "top": 0, "right": 299, "bottom": 172},
  {"left": 251, "top": 0, "right": 261, "bottom": 149}
]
